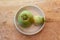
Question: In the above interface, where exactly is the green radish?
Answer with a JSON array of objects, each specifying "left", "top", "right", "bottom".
[
  {"left": 33, "top": 16, "right": 44, "bottom": 26},
  {"left": 18, "top": 10, "right": 33, "bottom": 28}
]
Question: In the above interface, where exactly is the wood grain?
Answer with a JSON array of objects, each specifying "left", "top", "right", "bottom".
[{"left": 0, "top": 0, "right": 60, "bottom": 40}]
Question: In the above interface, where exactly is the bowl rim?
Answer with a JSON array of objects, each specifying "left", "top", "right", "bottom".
[{"left": 14, "top": 4, "right": 45, "bottom": 35}]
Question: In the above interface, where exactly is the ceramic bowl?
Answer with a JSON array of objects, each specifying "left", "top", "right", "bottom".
[{"left": 14, "top": 4, "right": 45, "bottom": 35}]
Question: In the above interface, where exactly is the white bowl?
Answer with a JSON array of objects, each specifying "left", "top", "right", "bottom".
[{"left": 14, "top": 5, "right": 45, "bottom": 35}]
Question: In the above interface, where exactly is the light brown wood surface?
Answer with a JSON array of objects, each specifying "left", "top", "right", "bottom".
[{"left": 0, "top": 0, "right": 60, "bottom": 40}]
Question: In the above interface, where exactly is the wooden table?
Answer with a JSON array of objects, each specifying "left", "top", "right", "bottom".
[{"left": 0, "top": 0, "right": 60, "bottom": 40}]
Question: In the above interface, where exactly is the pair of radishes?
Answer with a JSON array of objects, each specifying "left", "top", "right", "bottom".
[{"left": 18, "top": 10, "right": 45, "bottom": 28}]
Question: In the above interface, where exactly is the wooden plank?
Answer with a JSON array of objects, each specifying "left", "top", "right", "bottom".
[{"left": 0, "top": 0, "right": 60, "bottom": 40}]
